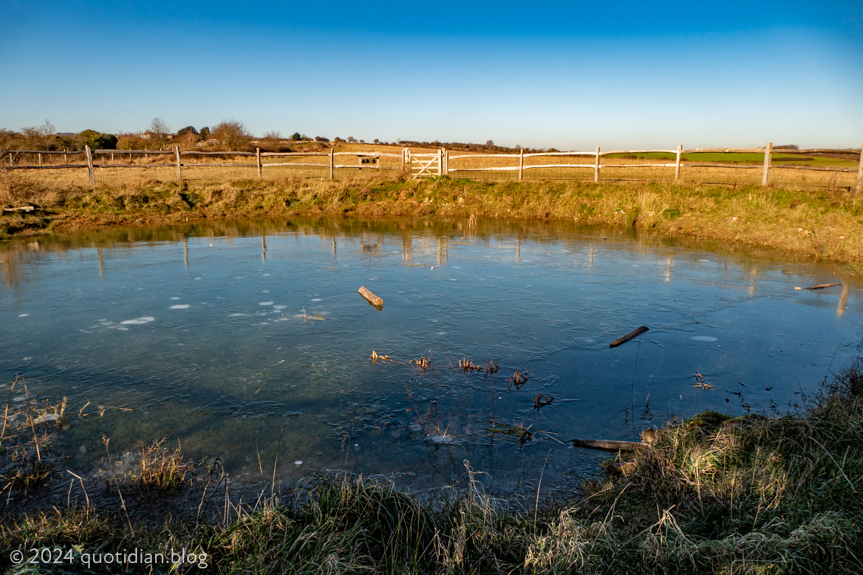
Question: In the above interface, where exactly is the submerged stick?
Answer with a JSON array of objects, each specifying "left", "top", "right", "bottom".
[
  {"left": 572, "top": 438, "right": 642, "bottom": 452},
  {"left": 610, "top": 326, "right": 649, "bottom": 348},
  {"left": 358, "top": 286, "right": 383, "bottom": 307},
  {"left": 804, "top": 283, "right": 840, "bottom": 290}
]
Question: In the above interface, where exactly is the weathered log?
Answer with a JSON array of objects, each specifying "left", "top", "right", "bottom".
[
  {"left": 358, "top": 286, "right": 383, "bottom": 307},
  {"left": 572, "top": 438, "right": 641, "bottom": 452},
  {"left": 609, "top": 326, "right": 649, "bottom": 348},
  {"left": 2, "top": 205, "right": 35, "bottom": 213},
  {"left": 805, "top": 283, "right": 840, "bottom": 290}
]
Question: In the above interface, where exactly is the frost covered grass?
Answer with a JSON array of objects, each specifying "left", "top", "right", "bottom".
[{"left": 2, "top": 362, "right": 862, "bottom": 573}]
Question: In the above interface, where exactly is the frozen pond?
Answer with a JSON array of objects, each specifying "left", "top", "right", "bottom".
[{"left": 1, "top": 218, "right": 861, "bottom": 496}]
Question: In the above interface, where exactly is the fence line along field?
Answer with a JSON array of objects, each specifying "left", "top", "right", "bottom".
[{"left": 2, "top": 142, "right": 862, "bottom": 192}]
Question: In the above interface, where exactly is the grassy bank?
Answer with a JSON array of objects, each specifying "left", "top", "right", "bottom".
[
  {"left": 2, "top": 363, "right": 862, "bottom": 574},
  {"left": 2, "top": 173, "right": 863, "bottom": 267}
]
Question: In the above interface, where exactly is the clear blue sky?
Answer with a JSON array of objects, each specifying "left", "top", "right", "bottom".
[{"left": 2, "top": 1, "right": 861, "bottom": 149}]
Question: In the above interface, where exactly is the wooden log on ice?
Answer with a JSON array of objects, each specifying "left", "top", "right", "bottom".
[
  {"left": 804, "top": 283, "right": 840, "bottom": 290},
  {"left": 572, "top": 438, "right": 642, "bottom": 452},
  {"left": 358, "top": 286, "right": 383, "bottom": 307},
  {"left": 609, "top": 326, "right": 649, "bottom": 348}
]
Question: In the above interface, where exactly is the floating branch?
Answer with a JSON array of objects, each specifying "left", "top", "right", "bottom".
[
  {"left": 358, "top": 286, "right": 383, "bottom": 307},
  {"left": 801, "top": 283, "right": 840, "bottom": 290},
  {"left": 369, "top": 351, "right": 392, "bottom": 364},
  {"left": 694, "top": 373, "right": 714, "bottom": 390},
  {"left": 506, "top": 370, "right": 529, "bottom": 390},
  {"left": 571, "top": 438, "right": 642, "bottom": 452},
  {"left": 459, "top": 358, "right": 483, "bottom": 373},
  {"left": 610, "top": 326, "right": 649, "bottom": 348},
  {"left": 533, "top": 394, "right": 555, "bottom": 410}
]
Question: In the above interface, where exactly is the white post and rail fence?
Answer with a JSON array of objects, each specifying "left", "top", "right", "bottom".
[{"left": 2, "top": 143, "right": 861, "bottom": 193}]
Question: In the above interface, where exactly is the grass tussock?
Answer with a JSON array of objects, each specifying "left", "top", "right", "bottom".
[
  {"left": 1, "top": 364, "right": 862, "bottom": 573},
  {"left": 128, "top": 437, "right": 196, "bottom": 496},
  {"left": 2, "top": 170, "right": 863, "bottom": 266}
]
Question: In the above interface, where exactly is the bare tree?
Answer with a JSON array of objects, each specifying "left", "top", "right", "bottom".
[
  {"left": 147, "top": 118, "right": 170, "bottom": 150},
  {"left": 211, "top": 120, "right": 251, "bottom": 151},
  {"left": 39, "top": 120, "right": 56, "bottom": 137}
]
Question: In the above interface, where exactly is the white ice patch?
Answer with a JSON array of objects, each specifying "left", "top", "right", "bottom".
[
  {"left": 690, "top": 336, "right": 718, "bottom": 342},
  {"left": 120, "top": 316, "right": 155, "bottom": 325},
  {"left": 262, "top": 290, "right": 270, "bottom": 293},
  {"left": 194, "top": 277, "right": 201, "bottom": 280},
  {"left": 273, "top": 305, "right": 287, "bottom": 310},
  {"left": 263, "top": 274, "right": 270, "bottom": 276},
  {"left": 171, "top": 297, "right": 181, "bottom": 300},
  {"left": 18, "top": 313, "right": 28, "bottom": 317},
  {"left": 294, "top": 460, "right": 303, "bottom": 466},
  {"left": 169, "top": 304, "right": 190, "bottom": 309},
  {"left": 259, "top": 302, "right": 274, "bottom": 306},
  {"left": 437, "top": 331, "right": 446, "bottom": 335},
  {"left": 228, "top": 313, "right": 248, "bottom": 317},
  {"left": 311, "top": 298, "right": 322, "bottom": 302},
  {"left": 427, "top": 434, "right": 459, "bottom": 445}
]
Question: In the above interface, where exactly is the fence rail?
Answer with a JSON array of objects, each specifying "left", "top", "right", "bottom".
[{"left": 2, "top": 143, "right": 862, "bottom": 193}]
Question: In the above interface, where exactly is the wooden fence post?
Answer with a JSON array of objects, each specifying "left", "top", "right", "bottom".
[
  {"left": 674, "top": 144, "right": 682, "bottom": 182},
  {"left": 85, "top": 145, "right": 95, "bottom": 186},
  {"left": 173, "top": 146, "right": 181, "bottom": 181},
  {"left": 761, "top": 142, "right": 772, "bottom": 187},
  {"left": 64, "top": 149, "right": 68, "bottom": 165},
  {"left": 518, "top": 148, "right": 524, "bottom": 181},
  {"left": 443, "top": 150, "right": 449, "bottom": 176},
  {"left": 256, "top": 148, "right": 262, "bottom": 178},
  {"left": 401, "top": 148, "right": 406, "bottom": 171},
  {"left": 329, "top": 148, "right": 334, "bottom": 180},
  {"left": 594, "top": 146, "right": 600, "bottom": 183},
  {"left": 856, "top": 144, "right": 862, "bottom": 195}
]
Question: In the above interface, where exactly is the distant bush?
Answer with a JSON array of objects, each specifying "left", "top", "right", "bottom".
[
  {"left": 315, "top": 136, "right": 329, "bottom": 142},
  {"left": 77, "top": 130, "right": 117, "bottom": 150},
  {"left": 291, "top": 132, "right": 301, "bottom": 141},
  {"left": 212, "top": 120, "right": 251, "bottom": 151}
]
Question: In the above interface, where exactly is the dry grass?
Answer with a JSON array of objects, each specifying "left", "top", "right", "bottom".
[{"left": 2, "top": 167, "right": 863, "bottom": 267}]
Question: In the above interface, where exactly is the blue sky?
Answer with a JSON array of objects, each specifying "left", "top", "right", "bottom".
[{"left": 1, "top": 1, "right": 861, "bottom": 149}]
